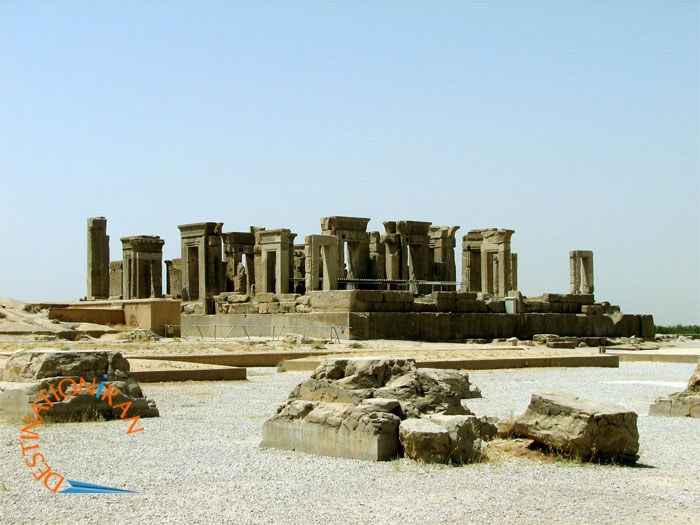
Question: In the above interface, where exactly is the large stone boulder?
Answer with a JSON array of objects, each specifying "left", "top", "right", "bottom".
[
  {"left": 261, "top": 358, "right": 489, "bottom": 463},
  {"left": 513, "top": 390, "right": 639, "bottom": 464},
  {"left": 399, "top": 414, "right": 484, "bottom": 464},
  {"left": 649, "top": 360, "right": 700, "bottom": 418},
  {"left": 0, "top": 349, "right": 159, "bottom": 421},
  {"left": 262, "top": 398, "right": 402, "bottom": 461}
]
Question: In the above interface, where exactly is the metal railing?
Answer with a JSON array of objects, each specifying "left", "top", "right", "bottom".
[{"left": 337, "top": 278, "right": 462, "bottom": 292}]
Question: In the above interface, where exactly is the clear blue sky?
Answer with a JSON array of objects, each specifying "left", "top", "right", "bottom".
[{"left": 1, "top": 1, "right": 698, "bottom": 325}]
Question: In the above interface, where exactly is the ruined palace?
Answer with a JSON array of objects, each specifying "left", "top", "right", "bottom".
[{"left": 84, "top": 216, "right": 654, "bottom": 341}]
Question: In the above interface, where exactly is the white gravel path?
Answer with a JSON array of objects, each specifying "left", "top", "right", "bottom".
[{"left": 1, "top": 362, "right": 699, "bottom": 524}]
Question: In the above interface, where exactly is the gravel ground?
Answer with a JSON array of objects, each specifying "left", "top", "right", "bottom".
[{"left": 1, "top": 362, "right": 699, "bottom": 524}]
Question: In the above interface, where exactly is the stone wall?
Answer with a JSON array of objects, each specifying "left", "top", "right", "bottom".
[{"left": 186, "top": 309, "right": 653, "bottom": 341}]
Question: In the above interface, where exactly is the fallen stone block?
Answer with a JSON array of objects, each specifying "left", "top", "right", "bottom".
[
  {"left": 513, "top": 390, "right": 639, "bottom": 464},
  {"left": 399, "top": 414, "right": 486, "bottom": 464},
  {"left": 261, "top": 358, "right": 484, "bottom": 462},
  {"left": 261, "top": 400, "right": 402, "bottom": 461},
  {"left": 399, "top": 418, "right": 450, "bottom": 463},
  {"left": 649, "top": 361, "right": 700, "bottom": 418},
  {"left": 546, "top": 337, "right": 580, "bottom": 349},
  {"left": 0, "top": 349, "right": 159, "bottom": 422}
]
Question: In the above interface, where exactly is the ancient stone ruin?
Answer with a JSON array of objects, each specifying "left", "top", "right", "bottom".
[
  {"left": 0, "top": 349, "right": 159, "bottom": 422},
  {"left": 512, "top": 390, "right": 639, "bottom": 464},
  {"left": 84, "top": 215, "right": 654, "bottom": 341},
  {"left": 261, "top": 358, "right": 494, "bottom": 464},
  {"left": 649, "top": 360, "right": 700, "bottom": 418}
]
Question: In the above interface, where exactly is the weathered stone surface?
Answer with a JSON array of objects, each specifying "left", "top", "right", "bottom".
[
  {"left": 513, "top": 390, "right": 639, "bottom": 463},
  {"left": 688, "top": 361, "right": 700, "bottom": 392},
  {"left": 399, "top": 414, "right": 485, "bottom": 465},
  {"left": 261, "top": 398, "right": 402, "bottom": 461},
  {"left": 399, "top": 418, "right": 450, "bottom": 463},
  {"left": 261, "top": 358, "right": 485, "bottom": 462},
  {"left": 649, "top": 361, "right": 700, "bottom": 418},
  {"left": 282, "top": 333, "right": 313, "bottom": 345},
  {"left": 0, "top": 349, "right": 159, "bottom": 421},
  {"left": 546, "top": 337, "right": 579, "bottom": 349}
]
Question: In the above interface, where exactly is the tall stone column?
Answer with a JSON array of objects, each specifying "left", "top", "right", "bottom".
[
  {"left": 582, "top": 254, "right": 594, "bottom": 295},
  {"left": 429, "top": 226, "right": 459, "bottom": 283},
  {"left": 497, "top": 244, "right": 512, "bottom": 295},
  {"left": 87, "top": 217, "right": 110, "bottom": 299},
  {"left": 570, "top": 250, "right": 594, "bottom": 295},
  {"left": 461, "top": 231, "right": 485, "bottom": 292},
  {"left": 570, "top": 252, "right": 581, "bottom": 294},
  {"left": 382, "top": 233, "right": 402, "bottom": 280},
  {"left": 305, "top": 235, "right": 338, "bottom": 291}
]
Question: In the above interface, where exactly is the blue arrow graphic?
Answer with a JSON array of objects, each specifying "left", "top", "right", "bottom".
[{"left": 59, "top": 479, "right": 135, "bottom": 494}]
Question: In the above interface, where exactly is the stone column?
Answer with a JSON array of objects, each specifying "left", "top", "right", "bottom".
[
  {"left": 429, "top": 226, "right": 460, "bottom": 282},
  {"left": 582, "top": 253, "right": 594, "bottom": 295},
  {"left": 570, "top": 251, "right": 581, "bottom": 294},
  {"left": 109, "top": 261, "right": 123, "bottom": 299},
  {"left": 368, "top": 231, "right": 386, "bottom": 280},
  {"left": 461, "top": 231, "right": 484, "bottom": 292},
  {"left": 305, "top": 234, "right": 338, "bottom": 291},
  {"left": 165, "top": 259, "right": 182, "bottom": 297},
  {"left": 497, "top": 243, "right": 512, "bottom": 295},
  {"left": 510, "top": 253, "right": 518, "bottom": 292},
  {"left": 382, "top": 233, "right": 402, "bottom": 280},
  {"left": 481, "top": 250, "right": 493, "bottom": 294},
  {"left": 87, "top": 217, "right": 110, "bottom": 299},
  {"left": 348, "top": 241, "right": 370, "bottom": 279},
  {"left": 570, "top": 250, "right": 594, "bottom": 295}
]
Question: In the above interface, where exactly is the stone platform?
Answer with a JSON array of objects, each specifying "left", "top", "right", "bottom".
[{"left": 184, "top": 309, "right": 652, "bottom": 342}]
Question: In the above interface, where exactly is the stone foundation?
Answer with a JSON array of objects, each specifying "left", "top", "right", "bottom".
[{"left": 185, "top": 309, "right": 653, "bottom": 342}]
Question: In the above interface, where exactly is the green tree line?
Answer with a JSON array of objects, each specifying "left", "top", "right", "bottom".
[{"left": 655, "top": 324, "right": 700, "bottom": 334}]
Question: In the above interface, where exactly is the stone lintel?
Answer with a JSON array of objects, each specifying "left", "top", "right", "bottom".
[
  {"left": 257, "top": 229, "right": 296, "bottom": 245},
  {"left": 463, "top": 228, "right": 515, "bottom": 245},
  {"left": 222, "top": 232, "right": 256, "bottom": 245},
  {"left": 178, "top": 222, "right": 223, "bottom": 238},
  {"left": 305, "top": 234, "right": 337, "bottom": 246},
  {"left": 429, "top": 225, "right": 460, "bottom": 240},
  {"left": 395, "top": 220, "right": 432, "bottom": 236},
  {"left": 321, "top": 216, "right": 371, "bottom": 232},
  {"left": 121, "top": 236, "right": 165, "bottom": 252}
]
